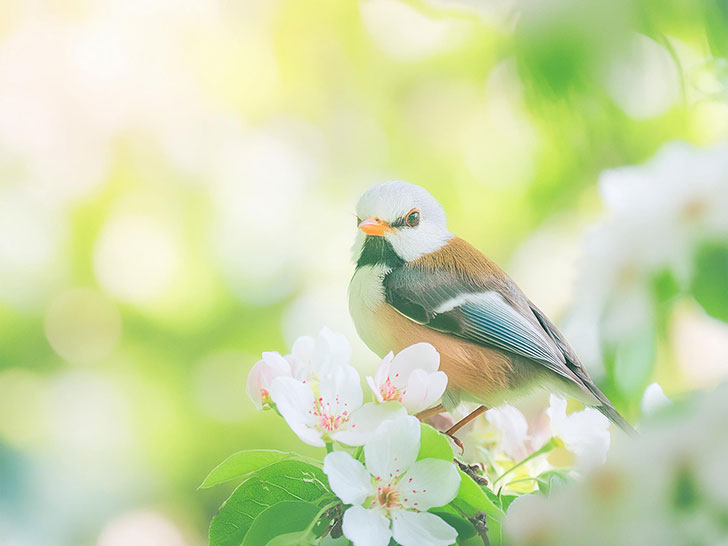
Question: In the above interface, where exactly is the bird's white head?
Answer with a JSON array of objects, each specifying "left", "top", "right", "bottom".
[{"left": 353, "top": 181, "right": 452, "bottom": 266}]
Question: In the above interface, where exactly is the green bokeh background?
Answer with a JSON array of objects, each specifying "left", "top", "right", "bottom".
[{"left": 1, "top": 0, "right": 727, "bottom": 544}]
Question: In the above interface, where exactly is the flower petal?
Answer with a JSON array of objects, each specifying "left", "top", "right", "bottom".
[
  {"left": 246, "top": 354, "right": 292, "bottom": 410},
  {"left": 400, "top": 369, "right": 448, "bottom": 414},
  {"left": 246, "top": 360, "right": 269, "bottom": 410},
  {"left": 366, "top": 375, "right": 385, "bottom": 403},
  {"left": 332, "top": 403, "right": 407, "bottom": 446},
  {"left": 319, "top": 364, "right": 363, "bottom": 416},
  {"left": 389, "top": 343, "right": 440, "bottom": 388},
  {"left": 548, "top": 396, "right": 610, "bottom": 467},
  {"left": 486, "top": 405, "right": 530, "bottom": 461},
  {"left": 399, "top": 459, "right": 460, "bottom": 510},
  {"left": 261, "top": 351, "right": 291, "bottom": 374},
  {"left": 323, "top": 452, "right": 373, "bottom": 505},
  {"left": 641, "top": 382, "right": 671, "bottom": 415},
  {"left": 391, "top": 509, "right": 457, "bottom": 546},
  {"left": 364, "top": 414, "right": 420, "bottom": 481},
  {"left": 311, "top": 327, "right": 352, "bottom": 376},
  {"left": 546, "top": 394, "right": 567, "bottom": 429},
  {"left": 373, "top": 351, "right": 394, "bottom": 387},
  {"left": 342, "top": 506, "right": 392, "bottom": 546},
  {"left": 269, "top": 377, "right": 323, "bottom": 447},
  {"left": 291, "top": 335, "right": 315, "bottom": 362}
]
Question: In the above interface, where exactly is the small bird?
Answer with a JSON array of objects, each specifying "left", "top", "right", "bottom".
[{"left": 348, "top": 181, "right": 633, "bottom": 436}]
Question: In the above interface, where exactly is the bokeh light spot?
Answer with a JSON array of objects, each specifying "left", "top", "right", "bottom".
[{"left": 44, "top": 288, "right": 122, "bottom": 366}]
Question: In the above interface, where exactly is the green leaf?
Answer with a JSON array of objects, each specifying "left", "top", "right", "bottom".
[
  {"left": 534, "top": 469, "right": 570, "bottom": 496},
  {"left": 417, "top": 423, "right": 454, "bottom": 461},
  {"left": 209, "top": 460, "right": 331, "bottom": 546},
  {"left": 692, "top": 243, "right": 728, "bottom": 322},
  {"left": 320, "top": 537, "right": 350, "bottom": 545},
  {"left": 429, "top": 506, "right": 477, "bottom": 540},
  {"left": 613, "top": 323, "right": 656, "bottom": 398},
  {"left": 266, "top": 532, "right": 315, "bottom": 546},
  {"left": 453, "top": 469, "right": 505, "bottom": 522},
  {"left": 243, "top": 501, "right": 321, "bottom": 546},
  {"left": 487, "top": 516, "right": 503, "bottom": 546},
  {"left": 200, "top": 450, "right": 320, "bottom": 489},
  {"left": 499, "top": 494, "right": 518, "bottom": 512},
  {"left": 320, "top": 537, "right": 350, "bottom": 546}
]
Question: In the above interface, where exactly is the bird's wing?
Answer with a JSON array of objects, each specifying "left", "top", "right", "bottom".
[
  {"left": 527, "top": 299, "right": 636, "bottom": 433},
  {"left": 383, "top": 238, "right": 580, "bottom": 384}
]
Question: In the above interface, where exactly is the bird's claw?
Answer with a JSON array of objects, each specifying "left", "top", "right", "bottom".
[{"left": 445, "top": 432, "right": 465, "bottom": 455}]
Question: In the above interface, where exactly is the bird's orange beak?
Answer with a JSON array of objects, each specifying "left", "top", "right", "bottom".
[{"left": 358, "top": 217, "right": 394, "bottom": 237}]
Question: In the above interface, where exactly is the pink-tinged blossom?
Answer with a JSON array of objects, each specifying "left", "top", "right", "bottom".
[
  {"left": 245, "top": 327, "right": 352, "bottom": 410},
  {"left": 246, "top": 352, "right": 294, "bottom": 410},
  {"left": 366, "top": 343, "right": 448, "bottom": 414}
]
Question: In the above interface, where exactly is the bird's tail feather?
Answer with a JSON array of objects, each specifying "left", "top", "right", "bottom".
[{"left": 597, "top": 404, "right": 637, "bottom": 435}]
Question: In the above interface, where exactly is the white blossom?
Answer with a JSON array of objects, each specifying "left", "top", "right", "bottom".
[
  {"left": 366, "top": 343, "right": 448, "bottom": 414},
  {"left": 547, "top": 395, "right": 610, "bottom": 467},
  {"left": 323, "top": 415, "right": 460, "bottom": 546},
  {"left": 640, "top": 382, "right": 671, "bottom": 416},
  {"left": 245, "top": 327, "right": 351, "bottom": 410}
]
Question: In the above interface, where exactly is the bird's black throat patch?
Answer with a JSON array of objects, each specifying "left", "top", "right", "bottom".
[{"left": 356, "top": 236, "right": 405, "bottom": 269}]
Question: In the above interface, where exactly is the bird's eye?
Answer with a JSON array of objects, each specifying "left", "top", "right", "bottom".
[{"left": 405, "top": 210, "right": 420, "bottom": 228}]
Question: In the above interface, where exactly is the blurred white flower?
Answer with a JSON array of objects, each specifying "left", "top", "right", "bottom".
[
  {"left": 366, "top": 343, "right": 448, "bottom": 414},
  {"left": 505, "top": 384, "right": 728, "bottom": 546},
  {"left": 640, "top": 382, "right": 671, "bottom": 416},
  {"left": 568, "top": 141, "right": 728, "bottom": 374},
  {"left": 486, "top": 405, "right": 539, "bottom": 462},
  {"left": 598, "top": 142, "right": 728, "bottom": 278},
  {"left": 323, "top": 415, "right": 460, "bottom": 546},
  {"left": 547, "top": 395, "right": 610, "bottom": 466},
  {"left": 604, "top": 33, "right": 680, "bottom": 120},
  {"left": 467, "top": 403, "right": 552, "bottom": 492},
  {"left": 503, "top": 494, "right": 550, "bottom": 542}
]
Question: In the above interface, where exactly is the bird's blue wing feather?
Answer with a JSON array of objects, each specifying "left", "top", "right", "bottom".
[
  {"left": 384, "top": 267, "right": 571, "bottom": 378},
  {"left": 456, "top": 293, "right": 568, "bottom": 373}
]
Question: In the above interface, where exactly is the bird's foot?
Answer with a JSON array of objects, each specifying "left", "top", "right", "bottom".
[
  {"left": 442, "top": 405, "right": 489, "bottom": 455},
  {"left": 445, "top": 432, "right": 465, "bottom": 455},
  {"left": 415, "top": 403, "right": 445, "bottom": 422}
]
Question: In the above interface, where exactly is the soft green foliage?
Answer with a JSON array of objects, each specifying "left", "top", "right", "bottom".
[
  {"left": 417, "top": 424, "right": 455, "bottom": 461},
  {"left": 204, "top": 429, "right": 510, "bottom": 546},
  {"left": 200, "top": 449, "right": 321, "bottom": 488},
  {"left": 242, "top": 501, "right": 323, "bottom": 546},
  {"left": 208, "top": 460, "right": 331, "bottom": 546},
  {"left": 692, "top": 243, "right": 728, "bottom": 322},
  {"left": 453, "top": 470, "right": 505, "bottom": 522}
]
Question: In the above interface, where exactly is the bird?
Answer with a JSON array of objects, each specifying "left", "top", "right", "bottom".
[{"left": 348, "top": 180, "right": 634, "bottom": 438}]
